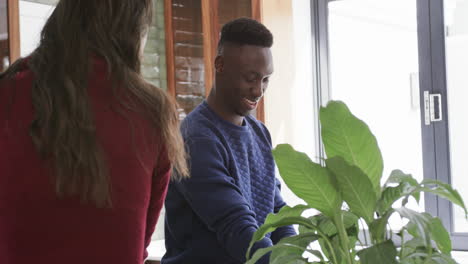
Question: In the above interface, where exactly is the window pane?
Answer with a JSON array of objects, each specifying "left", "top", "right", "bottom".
[
  {"left": 171, "top": 0, "right": 205, "bottom": 117},
  {"left": 328, "top": 0, "right": 423, "bottom": 225},
  {"left": 444, "top": 0, "right": 468, "bottom": 233},
  {"left": 142, "top": 0, "right": 168, "bottom": 91},
  {"left": 0, "top": 0, "right": 9, "bottom": 72}
]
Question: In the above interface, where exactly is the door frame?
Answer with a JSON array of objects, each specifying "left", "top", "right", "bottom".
[{"left": 7, "top": 0, "right": 20, "bottom": 62}]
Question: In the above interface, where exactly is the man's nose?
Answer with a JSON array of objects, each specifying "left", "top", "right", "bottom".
[{"left": 251, "top": 81, "right": 264, "bottom": 99}]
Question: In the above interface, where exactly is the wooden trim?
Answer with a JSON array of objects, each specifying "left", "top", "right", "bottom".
[
  {"left": 164, "top": 0, "right": 176, "bottom": 97},
  {"left": 251, "top": 0, "right": 263, "bottom": 22},
  {"left": 252, "top": 0, "right": 264, "bottom": 122},
  {"left": 256, "top": 98, "right": 265, "bottom": 123},
  {"left": 211, "top": 0, "right": 219, "bottom": 94},
  {"left": 201, "top": 0, "right": 217, "bottom": 97},
  {"left": 7, "top": 0, "right": 20, "bottom": 62}
]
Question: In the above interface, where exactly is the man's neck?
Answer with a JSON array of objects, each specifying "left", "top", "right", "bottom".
[{"left": 206, "top": 91, "right": 244, "bottom": 126}]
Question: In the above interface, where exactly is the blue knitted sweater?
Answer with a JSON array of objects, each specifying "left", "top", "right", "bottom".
[{"left": 162, "top": 102, "right": 295, "bottom": 264}]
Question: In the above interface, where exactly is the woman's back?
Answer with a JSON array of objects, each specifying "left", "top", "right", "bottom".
[{"left": 0, "top": 58, "right": 171, "bottom": 264}]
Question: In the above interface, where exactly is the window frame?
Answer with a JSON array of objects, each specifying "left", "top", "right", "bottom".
[{"left": 417, "top": 0, "right": 468, "bottom": 250}]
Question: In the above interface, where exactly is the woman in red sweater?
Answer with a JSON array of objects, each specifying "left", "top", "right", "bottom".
[{"left": 0, "top": 1, "right": 188, "bottom": 263}]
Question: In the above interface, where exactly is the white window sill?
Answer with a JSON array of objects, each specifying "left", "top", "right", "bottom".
[
  {"left": 452, "top": 251, "right": 468, "bottom": 263},
  {"left": 147, "top": 240, "right": 468, "bottom": 263},
  {"left": 146, "top": 240, "right": 165, "bottom": 261}
]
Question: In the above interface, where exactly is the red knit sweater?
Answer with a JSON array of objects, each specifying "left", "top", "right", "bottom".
[{"left": 0, "top": 58, "right": 170, "bottom": 264}]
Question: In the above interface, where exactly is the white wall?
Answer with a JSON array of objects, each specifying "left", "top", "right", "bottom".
[
  {"left": 19, "top": 1, "right": 54, "bottom": 57},
  {"left": 262, "top": 0, "right": 316, "bottom": 160},
  {"left": 262, "top": 0, "right": 315, "bottom": 207}
]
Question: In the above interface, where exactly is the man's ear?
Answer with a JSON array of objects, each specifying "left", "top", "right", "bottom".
[{"left": 215, "top": 55, "right": 224, "bottom": 73}]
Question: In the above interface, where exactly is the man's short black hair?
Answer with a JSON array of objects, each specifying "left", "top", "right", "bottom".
[{"left": 217, "top": 17, "right": 273, "bottom": 54}]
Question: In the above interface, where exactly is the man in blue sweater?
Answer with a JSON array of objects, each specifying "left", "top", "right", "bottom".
[{"left": 162, "top": 18, "right": 296, "bottom": 264}]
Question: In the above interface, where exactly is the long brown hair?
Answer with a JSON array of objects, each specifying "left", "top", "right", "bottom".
[{"left": 0, "top": 0, "right": 188, "bottom": 207}]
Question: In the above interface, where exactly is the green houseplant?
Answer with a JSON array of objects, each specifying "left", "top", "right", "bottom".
[{"left": 246, "top": 101, "right": 467, "bottom": 264}]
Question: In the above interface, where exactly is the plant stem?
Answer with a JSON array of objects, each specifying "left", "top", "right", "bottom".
[
  {"left": 360, "top": 219, "right": 369, "bottom": 245},
  {"left": 399, "top": 230, "right": 405, "bottom": 260},
  {"left": 319, "top": 234, "right": 339, "bottom": 264},
  {"left": 287, "top": 217, "right": 339, "bottom": 264},
  {"left": 423, "top": 242, "right": 433, "bottom": 264},
  {"left": 334, "top": 212, "right": 354, "bottom": 264},
  {"left": 387, "top": 223, "right": 393, "bottom": 241}
]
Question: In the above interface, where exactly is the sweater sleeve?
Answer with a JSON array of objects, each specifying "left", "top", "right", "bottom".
[
  {"left": 270, "top": 177, "right": 297, "bottom": 244},
  {"left": 174, "top": 137, "right": 272, "bottom": 263},
  {"left": 143, "top": 146, "right": 171, "bottom": 260}
]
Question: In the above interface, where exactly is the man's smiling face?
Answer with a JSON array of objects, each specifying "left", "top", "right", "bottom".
[{"left": 216, "top": 44, "right": 273, "bottom": 118}]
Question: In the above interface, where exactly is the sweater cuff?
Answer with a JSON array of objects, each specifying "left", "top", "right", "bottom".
[
  {"left": 250, "top": 237, "right": 273, "bottom": 264},
  {"left": 271, "top": 225, "right": 297, "bottom": 244}
]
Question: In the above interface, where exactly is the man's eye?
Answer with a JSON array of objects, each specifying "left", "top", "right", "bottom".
[{"left": 245, "top": 76, "right": 256, "bottom": 82}]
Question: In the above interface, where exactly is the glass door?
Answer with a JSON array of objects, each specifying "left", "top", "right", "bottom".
[
  {"left": 444, "top": 0, "right": 468, "bottom": 234},
  {"left": 317, "top": 0, "right": 468, "bottom": 249},
  {"left": 327, "top": 0, "right": 424, "bottom": 222}
]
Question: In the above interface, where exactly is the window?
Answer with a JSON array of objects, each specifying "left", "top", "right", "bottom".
[{"left": 309, "top": 0, "right": 468, "bottom": 250}]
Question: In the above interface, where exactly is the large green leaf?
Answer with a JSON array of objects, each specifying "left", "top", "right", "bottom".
[
  {"left": 270, "top": 233, "right": 322, "bottom": 264},
  {"left": 369, "top": 209, "right": 395, "bottom": 243},
  {"left": 320, "top": 101, "right": 383, "bottom": 194},
  {"left": 383, "top": 170, "right": 421, "bottom": 202},
  {"left": 377, "top": 182, "right": 418, "bottom": 215},
  {"left": 319, "top": 235, "right": 347, "bottom": 264},
  {"left": 357, "top": 240, "right": 398, "bottom": 264},
  {"left": 248, "top": 204, "right": 310, "bottom": 257},
  {"left": 402, "top": 252, "right": 458, "bottom": 264},
  {"left": 400, "top": 237, "right": 427, "bottom": 259},
  {"left": 246, "top": 205, "right": 315, "bottom": 258},
  {"left": 273, "top": 144, "right": 342, "bottom": 217},
  {"left": 396, "top": 207, "right": 432, "bottom": 246},
  {"left": 246, "top": 233, "right": 320, "bottom": 264},
  {"left": 419, "top": 179, "right": 467, "bottom": 218},
  {"left": 404, "top": 213, "right": 452, "bottom": 255},
  {"left": 326, "top": 156, "right": 377, "bottom": 223},
  {"left": 270, "top": 255, "right": 309, "bottom": 264},
  {"left": 306, "top": 212, "right": 358, "bottom": 237},
  {"left": 385, "top": 170, "right": 419, "bottom": 188},
  {"left": 429, "top": 217, "right": 452, "bottom": 254},
  {"left": 426, "top": 253, "right": 458, "bottom": 264}
]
